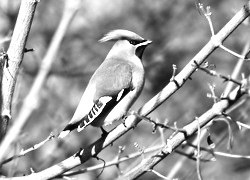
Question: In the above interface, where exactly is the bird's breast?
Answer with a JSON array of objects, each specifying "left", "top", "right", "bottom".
[{"left": 130, "top": 57, "right": 145, "bottom": 92}]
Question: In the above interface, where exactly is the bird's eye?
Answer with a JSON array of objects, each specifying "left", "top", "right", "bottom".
[{"left": 129, "top": 40, "right": 137, "bottom": 45}]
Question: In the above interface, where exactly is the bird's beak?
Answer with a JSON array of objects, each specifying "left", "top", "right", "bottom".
[
  {"left": 146, "top": 40, "right": 152, "bottom": 44},
  {"left": 143, "top": 40, "right": 152, "bottom": 46},
  {"left": 136, "top": 40, "right": 152, "bottom": 48}
]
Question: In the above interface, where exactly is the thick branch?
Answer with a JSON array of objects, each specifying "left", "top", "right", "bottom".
[{"left": 0, "top": 0, "right": 38, "bottom": 139}]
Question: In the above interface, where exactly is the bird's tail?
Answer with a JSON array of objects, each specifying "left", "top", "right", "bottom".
[
  {"left": 58, "top": 123, "right": 79, "bottom": 138},
  {"left": 58, "top": 130, "right": 70, "bottom": 139},
  {"left": 58, "top": 96, "right": 113, "bottom": 138}
]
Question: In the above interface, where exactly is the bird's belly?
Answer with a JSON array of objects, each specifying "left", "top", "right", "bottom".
[{"left": 90, "top": 108, "right": 125, "bottom": 127}]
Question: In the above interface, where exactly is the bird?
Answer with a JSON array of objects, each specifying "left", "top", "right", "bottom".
[{"left": 58, "top": 29, "right": 151, "bottom": 138}]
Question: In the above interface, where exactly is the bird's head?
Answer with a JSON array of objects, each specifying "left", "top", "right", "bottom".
[{"left": 99, "top": 29, "right": 151, "bottom": 59}]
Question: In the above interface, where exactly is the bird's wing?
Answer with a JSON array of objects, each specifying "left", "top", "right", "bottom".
[
  {"left": 92, "top": 58, "right": 133, "bottom": 100},
  {"left": 77, "top": 59, "right": 133, "bottom": 130},
  {"left": 58, "top": 59, "right": 133, "bottom": 138}
]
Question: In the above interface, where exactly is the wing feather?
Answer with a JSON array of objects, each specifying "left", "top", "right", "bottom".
[
  {"left": 77, "top": 96, "right": 112, "bottom": 132},
  {"left": 90, "top": 58, "right": 133, "bottom": 100}
]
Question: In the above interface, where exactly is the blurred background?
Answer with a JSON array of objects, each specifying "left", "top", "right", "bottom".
[{"left": 0, "top": 0, "right": 250, "bottom": 179}]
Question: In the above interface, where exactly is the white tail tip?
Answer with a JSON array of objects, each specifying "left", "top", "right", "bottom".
[
  {"left": 58, "top": 130, "right": 70, "bottom": 138},
  {"left": 77, "top": 125, "right": 85, "bottom": 132}
]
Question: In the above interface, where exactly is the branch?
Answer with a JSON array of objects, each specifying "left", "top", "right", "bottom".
[
  {"left": 0, "top": 133, "right": 55, "bottom": 165},
  {"left": 60, "top": 145, "right": 163, "bottom": 177},
  {"left": 118, "top": 85, "right": 246, "bottom": 180},
  {"left": 147, "top": 169, "right": 172, "bottom": 180},
  {"left": 198, "top": 2, "right": 250, "bottom": 61},
  {"left": 186, "top": 143, "right": 250, "bottom": 160},
  {"left": 0, "top": 51, "right": 7, "bottom": 141},
  {"left": 167, "top": 129, "right": 208, "bottom": 179},
  {"left": 195, "top": 118, "right": 203, "bottom": 180},
  {"left": 195, "top": 61, "right": 242, "bottom": 86},
  {"left": 168, "top": 44, "right": 249, "bottom": 178},
  {"left": 215, "top": 151, "right": 250, "bottom": 159},
  {"left": 223, "top": 41, "right": 250, "bottom": 97},
  {"left": 0, "top": 0, "right": 38, "bottom": 139},
  {"left": 0, "top": 0, "right": 81, "bottom": 163}
]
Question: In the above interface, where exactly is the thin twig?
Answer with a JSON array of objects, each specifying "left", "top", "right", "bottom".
[
  {"left": 219, "top": 45, "right": 250, "bottom": 60},
  {"left": 0, "top": 133, "right": 55, "bottom": 165},
  {"left": 167, "top": 129, "right": 208, "bottom": 179},
  {"left": 140, "top": 114, "right": 186, "bottom": 134},
  {"left": 185, "top": 144, "right": 250, "bottom": 160},
  {"left": 215, "top": 151, "right": 250, "bottom": 159},
  {"left": 207, "top": 83, "right": 218, "bottom": 103},
  {"left": 236, "top": 121, "right": 250, "bottom": 130},
  {"left": 223, "top": 41, "right": 250, "bottom": 97},
  {"left": 115, "top": 146, "right": 126, "bottom": 175},
  {"left": 170, "top": 64, "right": 177, "bottom": 81},
  {"left": 134, "top": 142, "right": 145, "bottom": 160},
  {"left": 213, "top": 116, "right": 233, "bottom": 151},
  {"left": 194, "top": 61, "right": 242, "bottom": 86},
  {"left": 147, "top": 169, "right": 172, "bottom": 180},
  {"left": 198, "top": 3, "right": 214, "bottom": 36},
  {"left": 175, "top": 149, "right": 214, "bottom": 162},
  {"left": 61, "top": 145, "right": 163, "bottom": 177},
  {"left": 196, "top": 118, "right": 203, "bottom": 180}
]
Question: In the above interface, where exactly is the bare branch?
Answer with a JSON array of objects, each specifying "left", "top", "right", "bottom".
[
  {"left": 223, "top": 41, "right": 250, "bottom": 97},
  {"left": 170, "top": 64, "right": 177, "bottom": 81},
  {"left": 175, "top": 149, "right": 214, "bottom": 162},
  {"left": 215, "top": 151, "right": 250, "bottom": 159},
  {"left": 198, "top": 3, "right": 214, "bottom": 36},
  {"left": 195, "top": 61, "right": 242, "bottom": 86},
  {"left": 198, "top": 2, "right": 250, "bottom": 61},
  {"left": 147, "top": 169, "right": 172, "bottom": 180},
  {"left": 207, "top": 83, "right": 218, "bottom": 103},
  {"left": 186, "top": 143, "right": 250, "bottom": 160},
  {"left": 167, "top": 129, "right": 208, "bottom": 179},
  {"left": 118, "top": 86, "right": 246, "bottom": 179},
  {"left": 219, "top": 45, "right": 250, "bottom": 60},
  {"left": 236, "top": 121, "right": 250, "bottom": 130},
  {"left": 213, "top": 116, "right": 233, "bottom": 151},
  {"left": 195, "top": 117, "right": 203, "bottom": 180},
  {"left": 0, "top": 0, "right": 38, "bottom": 139},
  {"left": 61, "top": 145, "right": 163, "bottom": 178},
  {"left": 0, "top": 133, "right": 55, "bottom": 165},
  {"left": 140, "top": 115, "right": 186, "bottom": 133}
]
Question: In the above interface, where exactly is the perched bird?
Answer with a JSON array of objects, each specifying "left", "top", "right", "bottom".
[{"left": 58, "top": 29, "right": 151, "bottom": 138}]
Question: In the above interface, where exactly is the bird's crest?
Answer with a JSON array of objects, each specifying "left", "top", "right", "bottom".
[{"left": 99, "top": 29, "right": 144, "bottom": 43}]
